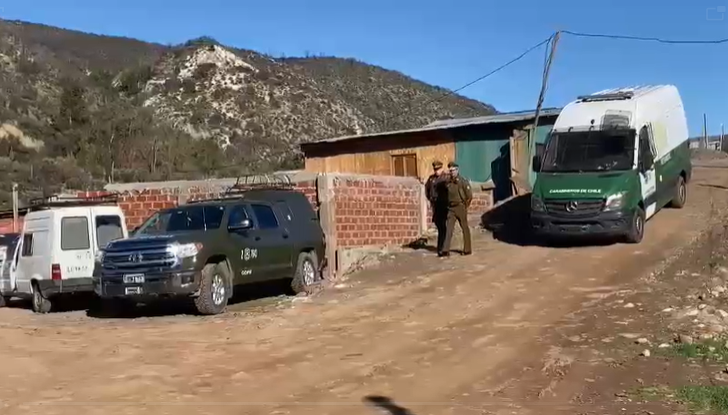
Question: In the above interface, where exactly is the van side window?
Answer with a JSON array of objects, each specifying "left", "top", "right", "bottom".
[
  {"left": 22, "top": 234, "right": 33, "bottom": 257},
  {"left": 251, "top": 204, "right": 279, "bottom": 230},
  {"left": 95, "top": 215, "right": 123, "bottom": 249},
  {"left": 61, "top": 217, "right": 91, "bottom": 251},
  {"left": 639, "top": 126, "right": 655, "bottom": 161}
]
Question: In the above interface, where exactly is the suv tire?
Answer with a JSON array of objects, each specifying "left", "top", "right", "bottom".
[
  {"left": 194, "top": 262, "right": 230, "bottom": 315},
  {"left": 0, "top": 295, "right": 10, "bottom": 307},
  {"left": 291, "top": 252, "right": 321, "bottom": 294},
  {"left": 669, "top": 175, "right": 687, "bottom": 209},
  {"left": 625, "top": 207, "right": 645, "bottom": 244},
  {"left": 31, "top": 282, "right": 52, "bottom": 314}
]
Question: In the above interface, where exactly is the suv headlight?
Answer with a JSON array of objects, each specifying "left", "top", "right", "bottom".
[
  {"left": 604, "top": 192, "right": 626, "bottom": 212},
  {"left": 531, "top": 196, "right": 546, "bottom": 212},
  {"left": 168, "top": 242, "right": 202, "bottom": 258}
]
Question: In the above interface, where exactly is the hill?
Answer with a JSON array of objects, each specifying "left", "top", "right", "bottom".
[{"left": 0, "top": 19, "right": 496, "bottom": 208}]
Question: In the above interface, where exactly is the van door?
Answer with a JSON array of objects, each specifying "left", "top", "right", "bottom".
[
  {"left": 16, "top": 230, "right": 49, "bottom": 294},
  {"left": 638, "top": 125, "right": 658, "bottom": 219},
  {"left": 57, "top": 212, "right": 94, "bottom": 280}
]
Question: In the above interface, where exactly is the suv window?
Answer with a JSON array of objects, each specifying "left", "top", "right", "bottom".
[
  {"left": 96, "top": 215, "right": 124, "bottom": 249},
  {"left": 61, "top": 217, "right": 90, "bottom": 251},
  {"left": 137, "top": 205, "right": 226, "bottom": 234},
  {"left": 228, "top": 205, "right": 250, "bottom": 227},
  {"left": 274, "top": 201, "right": 293, "bottom": 221},
  {"left": 251, "top": 204, "right": 279, "bottom": 230}
]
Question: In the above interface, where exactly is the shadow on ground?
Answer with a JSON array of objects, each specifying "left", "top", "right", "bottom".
[
  {"left": 363, "top": 396, "right": 416, "bottom": 415},
  {"left": 480, "top": 194, "right": 618, "bottom": 248},
  {"left": 84, "top": 278, "right": 297, "bottom": 319}
]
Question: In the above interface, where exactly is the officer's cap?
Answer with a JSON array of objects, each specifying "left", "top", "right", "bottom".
[
  {"left": 432, "top": 160, "right": 443, "bottom": 168},
  {"left": 448, "top": 161, "right": 459, "bottom": 168}
]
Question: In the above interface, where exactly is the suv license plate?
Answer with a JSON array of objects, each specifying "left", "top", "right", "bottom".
[
  {"left": 125, "top": 286, "right": 142, "bottom": 295},
  {"left": 123, "top": 274, "right": 145, "bottom": 283}
]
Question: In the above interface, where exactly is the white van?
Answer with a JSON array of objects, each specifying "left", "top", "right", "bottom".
[{"left": 0, "top": 195, "right": 128, "bottom": 313}]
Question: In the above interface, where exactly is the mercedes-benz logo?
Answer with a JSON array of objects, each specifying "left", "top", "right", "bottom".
[
  {"left": 565, "top": 201, "right": 578, "bottom": 212},
  {"left": 128, "top": 252, "right": 143, "bottom": 263}
]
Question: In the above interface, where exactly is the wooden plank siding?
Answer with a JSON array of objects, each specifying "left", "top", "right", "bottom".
[{"left": 303, "top": 131, "right": 456, "bottom": 182}]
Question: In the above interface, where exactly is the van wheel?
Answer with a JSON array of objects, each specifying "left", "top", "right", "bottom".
[
  {"left": 625, "top": 207, "right": 645, "bottom": 244},
  {"left": 194, "top": 262, "right": 230, "bottom": 315},
  {"left": 31, "top": 283, "right": 52, "bottom": 314},
  {"left": 291, "top": 252, "right": 320, "bottom": 295},
  {"left": 669, "top": 176, "right": 687, "bottom": 209}
]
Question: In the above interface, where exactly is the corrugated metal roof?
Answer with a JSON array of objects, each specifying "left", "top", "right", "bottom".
[{"left": 301, "top": 107, "right": 563, "bottom": 147}]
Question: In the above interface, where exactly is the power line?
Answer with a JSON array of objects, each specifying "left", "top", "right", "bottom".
[
  {"left": 379, "top": 34, "right": 554, "bottom": 128},
  {"left": 561, "top": 30, "right": 728, "bottom": 44}
]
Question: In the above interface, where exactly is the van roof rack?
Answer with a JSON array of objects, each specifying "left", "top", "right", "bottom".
[
  {"left": 187, "top": 174, "right": 295, "bottom": 204},
  {"left": 0, "top": 193, "right": 120, "bottom": 219},
  {"left": 577, "top": 91, "right": 634, "bottom": 103}
]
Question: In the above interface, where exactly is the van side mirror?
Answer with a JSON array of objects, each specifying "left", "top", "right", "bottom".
[
  {"left": 228, "top": 218, "right": 252, "bottom": 231},
  {"left": 532, "top": 155, "right": 542, "bottom": 173}
]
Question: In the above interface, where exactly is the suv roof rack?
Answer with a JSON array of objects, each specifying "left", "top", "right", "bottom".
[
  {"left": 577, "top": 90, "right": 634, "bottom": 103},
  {"left": 187, "top": 174, "right": 296, "bottom": 204}
]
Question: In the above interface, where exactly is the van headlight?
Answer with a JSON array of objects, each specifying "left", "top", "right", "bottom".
[
  {"left": 167, "top": 242, "right": 202, "bottom": 258},
  {"left": 531, "top": 196, "right": 546, "bottom": 212},
  {"left": 604, "top": 192, "right": 626, "bottom": 212}
]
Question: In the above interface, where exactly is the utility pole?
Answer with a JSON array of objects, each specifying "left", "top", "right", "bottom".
[
  {"left": 532, "top": 31, "right": 561, "bottom": 137},
  {"left": 703, "top": 113, "right": 708, "bottom": 149},
  {"left": 722, "top": 123, "right": 725, "bottom": 152},
  {"left": 11, "top": 183, "right": 18, "bottom": 233}
]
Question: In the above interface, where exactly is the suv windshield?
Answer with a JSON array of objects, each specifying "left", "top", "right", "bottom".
[
  {"left": 135, "top": 205, "right": 226, "bottom": 235},
  {"left": 541, "top": 129, "right": 636, "bottom": 173}
]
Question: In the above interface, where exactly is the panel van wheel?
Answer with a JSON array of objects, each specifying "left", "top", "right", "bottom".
[
  {"left": 31, "top": 283, "right": 52, "bottom": 314},
  {"left": 291, "top": 252, "right": 320, "bottom": 295},
  {"left": 0, "top": 295, "right": 10, "bottom": 307},
  {"left": 194, "top": 262, "right": 230, "bottom": 315},
  {"left": 625, "top": 207, "right": 645, "bottom": 244},
  {"left": 670, "top": 176, "right": 687, "bottom": 209}
]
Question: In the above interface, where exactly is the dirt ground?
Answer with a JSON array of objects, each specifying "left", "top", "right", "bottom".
[{"left": 4, "top": 161, "right": 728, "bottom": 415}]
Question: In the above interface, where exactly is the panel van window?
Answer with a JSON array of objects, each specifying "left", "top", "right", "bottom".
[
  {"left": 21, "top": 233, "right": 33, "bottom": 257},
  {"left": 251, "top": 204, "right": 279, "bottom": 230},
  {"left": 95, "top": 215, "right": 123, "bottom": 249},
  {"left": 541, "top": 128, "right": 636, "bottom": 173},
  {"left": 61, "top": 217, "right": 91, "bottom": 251}
]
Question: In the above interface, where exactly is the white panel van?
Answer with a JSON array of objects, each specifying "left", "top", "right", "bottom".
[{"left": 0, "top": 195, "right": 128, "bottom": 313}]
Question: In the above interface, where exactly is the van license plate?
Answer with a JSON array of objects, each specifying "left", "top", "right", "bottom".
[
  {"left": 123, "top": 274, "right": 145, "bottom": 284},
  {"left": 125, "top": 286, "right": 142, "bottom": 295}
]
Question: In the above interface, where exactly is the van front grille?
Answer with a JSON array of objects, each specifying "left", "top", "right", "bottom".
[{"left": 544, "top": 198, "right": 605, "bottom": 217}]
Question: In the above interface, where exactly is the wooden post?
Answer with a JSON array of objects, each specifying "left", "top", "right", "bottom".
[
  {"left": 316, "top": 173, "right": 338, "bottom": 281},
  {"left": 11, "top": 183, "right": 18, "bottom": 232}
]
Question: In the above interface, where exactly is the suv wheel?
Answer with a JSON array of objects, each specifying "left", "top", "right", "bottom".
[
  {"left": 625, "top": 207, "right": 645, "bottom": 244},
  {"left": 291, "top": 252, "right": 321, "bottom": 294},
  {"left": 31, "top": 283, "right": 52, "bottom": 314},
  {"left": 194, "top": 262, "right": 230, "bottom": 315},
  {"left": 0, "top": 295, "right": 9, "bottom": 307},
  {"left": 669, "top": 175, "right": 687, "bottom": 209}
]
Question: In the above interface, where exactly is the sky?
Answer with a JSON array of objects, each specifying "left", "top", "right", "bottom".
[{"left": 1, "top": 0, "right": 727, "bottom": 137}]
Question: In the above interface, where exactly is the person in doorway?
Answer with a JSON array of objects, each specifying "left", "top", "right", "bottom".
[
  {"left": 442, "top": 161, "right": 473, "bottom": 257},
  {"left": 424, "top": 160, "right": 450, "bottom": 255}
]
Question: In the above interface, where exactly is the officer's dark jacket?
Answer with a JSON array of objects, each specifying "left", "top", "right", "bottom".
[
  {"left": 446, "top": 176, "right": 473, "bottom": 207},
  {"left": 425, "top": 174, "right": 449, "bottom": 207}
]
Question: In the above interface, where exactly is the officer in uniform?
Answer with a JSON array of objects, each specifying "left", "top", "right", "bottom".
[
  {"left": 424, "top": 160, "right": 449, "bottom": 255},
  {"left": 441, "top": 161, "right": 473, "bottom": 256}
]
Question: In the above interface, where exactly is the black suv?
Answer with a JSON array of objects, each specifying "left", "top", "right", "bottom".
[{"left": 94, "top": 181, "right": 326, "bottom": 315}]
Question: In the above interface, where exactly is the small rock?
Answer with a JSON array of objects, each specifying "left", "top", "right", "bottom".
[
  {"left": 686, "top": 308, "right": 700, "bottom": 317},
  {"left": 718, "top": 266, "right": 728, "bottom": 275},
  {"left": 678, "top": 334, "right": 694, "bottom": 344},
  {"left": 658, "top": 343, "right": 670, "bottom": 349},
  {"left": 710, "top": 346, "right": 717, "bottom": 352},
  {"left": 635, "top": 338, "right": 650, "bottom": 345},
  {"left": 710, "top": 325, "right": 726, "bottom": 334},
  {"left": 619, "top": 333, "right": 641, "bottom": 339},
  {"left": 624, "top": 303, "right": 635, "bottom": 309},
  {"left": 716, "top": 286, "right": 727, "bottom": 294},
  {"left": 701, "top": 333, "right": 716, "bottom": 340},
  {"left": 699, "top": 304, "right": 708, "bottom": 310},
  {"left": 662, "top": 307, "right": 673, "bottom": 313},
  {"left": 641, "top": 349, "right": 651, "bottom": 357},
  {"left": 718, "top": 309, "right": 728, "bottom": 319}
]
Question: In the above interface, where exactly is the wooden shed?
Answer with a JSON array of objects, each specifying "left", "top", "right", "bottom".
[{"left": 301, "top": 108, "right": 561, "bottom": 198}]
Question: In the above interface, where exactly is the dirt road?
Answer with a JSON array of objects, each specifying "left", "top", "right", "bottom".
[{"left": 3, "top": 163, "right": 728, "bottom": 415}]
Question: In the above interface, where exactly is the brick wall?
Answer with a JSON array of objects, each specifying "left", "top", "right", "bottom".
[
  {"left": 424, "top": 189, "right": 494, "bottom": 228},
  {"left": 332, "top": 176, "right": 421, "bottom": 248}
]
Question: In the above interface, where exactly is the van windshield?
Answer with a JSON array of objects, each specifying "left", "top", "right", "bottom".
[
  {"left": 541, "top": 129, "right": 636, "bottom": 173},
  {"left": 135, "top": 205, "right": 226, "bottom": 235}
]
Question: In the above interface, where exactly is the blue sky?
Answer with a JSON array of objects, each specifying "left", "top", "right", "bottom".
[{"left": 2, "top": 0, "right": 727, "bottom": 136}]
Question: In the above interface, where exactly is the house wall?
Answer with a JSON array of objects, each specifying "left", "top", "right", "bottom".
[{"left": 303, "top": 131, "right": 456, "bottom": 182}]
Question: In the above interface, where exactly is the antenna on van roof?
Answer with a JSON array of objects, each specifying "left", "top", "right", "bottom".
[{"left": 577, "top": 91, "right": 634, "bottom": 103}]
